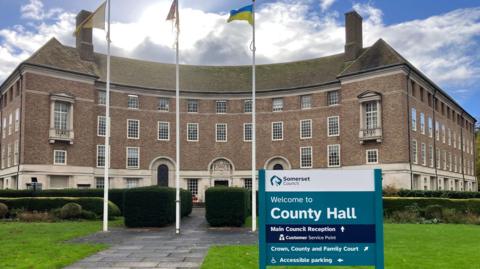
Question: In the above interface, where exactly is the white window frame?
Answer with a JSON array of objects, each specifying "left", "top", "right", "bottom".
[
  {"left": 215, "top": 123, "right": 228, "bottom": 142},
  {"left": 421, "top": 143, "right": 426, "bottom": 166},
  {"left": 97, "top": 116, "right": 106, "bottom": 137},
  {"left": 428, "top": 117, "right": 433, "bottom": 137},
  {"left": 411, "top": 108, "right": 417, "bottom": 131},
  {"left": 244, "top": 100, "right": 252, "bottom": 113},
  {"left": 126, "top": 147, "right": 140, "bottom": 169},
  {"left": 411, "top": 139, "right": 418, "bottom": 164},
  {"left": 53, "top": 150, "right": 67, "bottom": 165},
  {"left": 420, "top": 113, "right": 425, "bottom": 134},
  {"left": 243, "top": 123, "right": 252, "bottom": 142},
  {"left": 15, "top": 108, "right": 19, "bottom": 132},
  {"left": 327, "top": 144, "right": 341, "bottom": 167},
  {"left": 327, "top": 90, "right": 339, "bottom": 106},
  {"left": 187, "top": 178, "right": 199, "bottom": 196},
  {"left": 98, "top": 90, "right": 106, "bottom": 105},
  {"left": 187, "top": 99, "right": 198, "bottom": 113},
  {"left": 216, "top": 100, "right": 227, "bottom": 114},
  {"left": 187, "top": 123, "right": 199, "bottom": 142},
  {"left": 300, "top": 146, "right": 313, "bottom": 168},
  {"left": 127, "top": 95, "right": 139, "bottom": 109},
  {"left": 442, "top": 124, "right": 446, "bottom": 143},
  {"left": 125, "top": 178, "right": 140, "bottom": 188},
  {"left": 327, "top": 116, "right": 340, "bottom": 137},
  {"left": 300, "top": 95, "right": 312, "bottom": 110},
  {"left": 300, "top": 119, "right": 312, "bottom": 139},
  {"left": 272, "top": 98, "right": 283, "bottom": 112},
  {"left": 366, "top": 149, "right": 378, "bottom": 164},
  {"left": 158, "top": 121, "right": 170, "bottom": 141},
  {"left": 429, "top": 144, "right": 434, "bottom": 168},
  {"left": 13, "top": 140, "right": 19, "bottom": 166},
  {"left": 127, "top": 119, "right": 140, "bottom": 139},
  {"left": 8, "top": 113, "right": 12, "bottom": 135},
  {"left": 158, "top": 97, "right": 170, "bottom": 112},
  {"left": 272, "top": 121, "right": 284, "bottom": 141},
  {"left": 96, "top": 145, "right": 106, "bottom": 168}
]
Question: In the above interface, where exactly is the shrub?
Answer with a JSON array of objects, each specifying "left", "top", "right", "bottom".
[
  {"left": 205, "top": 187, "right": 249, "bottom": 227},
  {"left": 59, "top": 203, "right": 82, "bottom": 219},
  {"left": 80, "top": 210, "right": 97, "bottom": 220},
  {"left": 382, "top": 185, "right": 399, "bottom": 197},
  {"left": 395, "top": 190, "right": 480, "bottom": 199},
  {"left": 0, "top": 197, "right": 120, "bottom": 218},
  {"left": 386, "top": 210, "right": 420, "bottom": 223},
  {"left": 124, "top": 186, "right": 192, "bottom": 228},
  {"left": 17, "top": 211, "right": 54, "bottom": 222},
  {"left": 0, "top": 203, "right": 8, "bottom": 218},
  {"left": 424, "top": 204, "right": 443, "bottom": 220}
]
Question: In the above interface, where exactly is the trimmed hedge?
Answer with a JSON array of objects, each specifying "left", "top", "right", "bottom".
[
  {"left": 205, "top": 187, "right": 249, "bottom": 227},
  {"left": 0, "top": 197, "right": 121, "bottom": 217},
  {"left": 0, "top": 189, "right": 126, "bottom": 213},
  {"left": 384, "top": 197, "right": 480, "bottom": 217},
  {"left": 123, "top": 187, "right": 192, "bottom": 228},
  {"left": 392, "top": 190, "right": 480, "bottom": 199}
]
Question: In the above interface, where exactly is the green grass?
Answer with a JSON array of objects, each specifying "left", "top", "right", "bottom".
[
  {"left": 0, "top": 219, "right": 123, "bottom": 269},
  {"left": 201, "top": 224, "right": 480, "bottom": 269}
]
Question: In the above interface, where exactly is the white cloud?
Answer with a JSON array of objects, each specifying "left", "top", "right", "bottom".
[
  {"left": 320, "top": 0, "right": 336, "bottom": 12},
  {"left": 1, "top": 0, "right": 480, "bottom": 101}
]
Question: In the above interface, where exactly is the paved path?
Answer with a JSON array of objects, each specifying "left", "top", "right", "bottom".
[{"left": 65, "top": 208, "right": 257, "bottom": 269}]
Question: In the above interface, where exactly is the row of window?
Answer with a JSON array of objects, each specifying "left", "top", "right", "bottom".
[
  {"left": 0, "top": 140, "right": 19, "bottom": 169},
  {"left": 411, "top": 139, "right": 475, "bottom": 176},
  {"left": 1, "top": 109, "right": 20, "bottom": 138},
  {"left": 98, "top": 117, "right": 341, "bottom": 142},
  {"left": 98, "top": 90, "right": 341, "bottom": 113},
  {"left": 1, "top": 80, "right": 20, "bottom": 109},
  {"left": 411, "top": 108, "right": 475, "bottom": 156}
]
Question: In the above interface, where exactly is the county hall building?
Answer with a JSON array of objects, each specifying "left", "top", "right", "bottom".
[{"left": 0, "top": 10, "right": 477, "bottom": 201}]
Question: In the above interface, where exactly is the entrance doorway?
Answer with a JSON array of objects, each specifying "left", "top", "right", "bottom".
[
  {"left": 157, "top": 164, "right": 169, "bottom": 187},
  {"left": 214, "top": 180, "right": 229, "bottom": 187},
  {"left": 273, "top": 164, "right": 284, "bottom": 170}
]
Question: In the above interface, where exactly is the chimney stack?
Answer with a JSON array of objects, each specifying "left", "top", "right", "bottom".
[
  {"left": 344, "top": 11, "right": 363, "bottom": 62},
  {"left": 76, "top": 10, "right": 94, "bottom": 61}
]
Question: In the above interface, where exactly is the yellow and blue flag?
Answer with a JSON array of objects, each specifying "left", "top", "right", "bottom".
[{"left": 227, "top": 5, "right": 254, "bottom": 25}]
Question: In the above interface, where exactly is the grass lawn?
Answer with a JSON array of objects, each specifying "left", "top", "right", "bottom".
[
  {"left": 201, "top": 224, "right": 480, "bottom": 269},
  {"left": 0, "top": 219, "right": 122, "bottom": 269}
]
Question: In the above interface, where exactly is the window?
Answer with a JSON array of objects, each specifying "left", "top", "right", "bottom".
[
  {"left": 216, "top": 123, "right": 227, "bottom": 142},
  {"left": 420, "top": 113, "right": 425, "bottom": 134},
  {"left": 97, "top": 116, "right": 106, "bottom": 136},
  {"left": 272, "top": 98, "right": 283, "bottom": 112},
  {"left": 97, "top": 145, "right": 105, "bottom": 167},
  {"left": 98, "top": 91, "right": 106, "bottom": 105},
  {"left": 159, "top": 98, "right": 170, "bottom": 111},
  {"left": 15, "top": 108, "right": 19, "bottom": 132},
  {"left": 6, "top": 145, "right": 10, "bottom": 167},
  {"left": 300, "top": 147, "right": 312, "bottom": 168},
  {"left": 435, "top": 121, "right": 440, "bottom": 141},
  {"left": 187, "top": 123, "right": 199, "bottom": 141},
  {"left": 188, "top": 179, "right": 199, "bottom": 196},
  {"left": 436, "top": 149, "right": 440, "bottom": 169},
  {"left": 244, "top": 123, "right": 252, "bottom": 142},
  {"left": 244, "top": 100, "right": 252, "bottom": 113},
  {"left": 429, "top": 144, "right": 434, "bottom": 167},
  {"left": 95, "top": 178, "right": 105, "bottom": 189},
  {"left": 411, "top": 140, "right": 418, "bottom": 164},
  {"left": 244, "top": 178, "right": 252, "bottom": 190},
  {"left": 453, "top": 132, "right": 457, "bottom": 148},
  {"left": 126, "top": 147, "right": 139, "bottom": 169},
  {"left": 327, "top": 116, "right": 340, "bottom": 136},
  {"left": 366, "top": 149, "right": 378, "bottom": 164},
  {"left": 216, "top": 100, "right": 227, "bottom": 113},
  {"left": 421, "top": 143, "right": 426, "bottom": 166},
  {"left": 428, "top": 117, "right": 433, "bottom": 137},
  {"left": 443, "top": 151, "right": 447, "bottom": 170},
  {"left": 449, "top": 153, "right": 452, "bottom": 171},
  {"left": 365, "top": 102, "right": 378, "bottom": 129},
  {"left": 442, "top": 125, "right": 446, "bottom": 143},
  {"left": 411, "top": 108, "right": 417, "bottom": 131},
  {"left": 187, "top": 99, "right": 198, "bottom": 113},
  {"left": 448, "top": 128, "right": 451, "bottom": 146},
  {"left": 328, "top": 144, "right": 341, "bottom": 167},
  {"left": 300, "top": 95, "right": 312, "bottom": 109},
  {"left": 1, "top": 148, "right": 4, "bottom": 169},
  {"left": 53, "top": 150, "right": 67, "bottom": 165},
  {"left": 127, "top": 119, "right": 140, "bottom": 139},
  {"left": 8, "top": 114, "right": 12, "bottom": 135},
  {"left": 2, "top": 117, "right": 5, "bottom": 139},
  {"left": 126, "top": 178, "right": 140, "bottom": 188},
  {"left": 54, "top": 102, "right": 69, "bottom": 130},
  {"left": 13, "top": 140, "right": 18, "bottom": 166},
  {"left": 272, "top": 122, "right": 283, "bottom": 141},
  {"left": 327, "top": 91, "right": 339, "bottom": 106},
  {"left": 300, "top": 119, "right": 312, "bottom": 139},
  {"left": 158, "top": 122, "right": 170, "bottom": 141},
  {"left": 127, "top": 95, "right": 139, "bottom": 109},
  {"left": 454, "top": 155, "right": 458, "bottom": 172}
]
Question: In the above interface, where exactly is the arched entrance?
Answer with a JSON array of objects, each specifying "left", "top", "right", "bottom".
[
  {"left": 157, "top": 164, "right": 169, "bottom": 187},
  {"left": 209, "top": 158, "right": 235, "bottom": 187},
  {"left": 273, "top": 164, "right": 284, "bottom": 170},
  {"left": 264, "top": 156, "right": 292, "bottom": 170}
]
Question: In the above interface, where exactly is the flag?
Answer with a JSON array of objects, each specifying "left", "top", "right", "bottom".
[
  {"left": 74, "top": 1, "right": 107, "bottom": 35},
  {"left": 166, "top": 0, "right": 180, "bottom": 31},
  {"left": 227, "top": 5, "right": 253, "bottom": 25}
]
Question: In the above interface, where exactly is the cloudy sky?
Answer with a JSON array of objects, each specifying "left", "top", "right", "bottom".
[{"left": 0, "top": 0, "right": 479, "bottom": 120}]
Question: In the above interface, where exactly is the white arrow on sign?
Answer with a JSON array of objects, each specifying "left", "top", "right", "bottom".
[
  {"left": 338, "top": 258, "right": 344, "bottom": 263},
  {"left": 341, "top": 226, "right": 345, "bottom": 232}
]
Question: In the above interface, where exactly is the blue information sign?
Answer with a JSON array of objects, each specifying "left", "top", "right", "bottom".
[{"left": 259, "top": 169, "right": 384, "bottom": 268}]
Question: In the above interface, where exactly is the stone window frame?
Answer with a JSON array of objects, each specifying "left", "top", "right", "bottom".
[
  {"left": 127, "top": 119, "right": 140, "bottom": 139},
  {"left": 271, "top": 121, "right": 283, "bottom": 141},
  {"left": 215, "top": 123, "right": 228, "bottom": 142},
  {"left": 300, "top": 119, "right": 312, "bottom": 140},
  {"left": 327, "top": 144, "right": 341, "bottom": 167},
  {"left": 97, "top": 116, "right": 106, "bottom": 137},
  {"left": 187, "top": 123, "right": 199, "bottom": 142},
  {"left": 126, "top": 147, "right": 140, "bottom": 169},
  {"left": 300, "top": 146, "right": 313, "bottom": 168},
  {"left": 243, "top": 123, "right": 252, "bottom": 142},
  {"left": 53, "top": 150, "right": 67, "bottom": 165},
  {"left": 158, "top": 97, "right": 170, "bottom": 112},
  {"left": 357, "top": 91, "right": 382, "bottom": 131},
  {"left": 272, "top": 98, "right": 283, "bottom": 112},
  {"left": 127, "top": 95, "right": 139, "bottom": 109},
  {"left": 366, "top": 149, "right": 378, "bottom": 164},
  {"left": 327, "top": 116, "right": 340, "bottom": 137},
  {"left": 300, "top": 95, "right": 312, "bottom": 110},
  {"left": 216, "top": 100, "right": 227, "bottom": 114},
  {"left": 49, "top": 93, "right": 75, "bottom": 135}
]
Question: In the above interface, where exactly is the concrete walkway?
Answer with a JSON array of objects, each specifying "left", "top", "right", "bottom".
[{"left": 65, "top": 208, "right": 257, "bottom": 269}]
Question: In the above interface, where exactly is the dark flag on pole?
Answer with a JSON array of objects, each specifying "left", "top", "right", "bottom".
[{"left": 166, "top": 0, "right": 179, "bottom": 31}]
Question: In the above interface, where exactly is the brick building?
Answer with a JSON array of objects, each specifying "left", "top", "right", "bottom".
[{"left": 0, "top": 10, "right": 477, "bottom": 201}]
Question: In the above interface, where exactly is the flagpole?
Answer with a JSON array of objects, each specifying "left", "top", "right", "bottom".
[
  {"left": 103, "top": 0, "right": 111, "bottom": 233},
  {"left": 175, "top": 0, "right": 181, "bottom": 235},
  {"left": 251, "top": 0, "right": 257, "bottom": 233}
]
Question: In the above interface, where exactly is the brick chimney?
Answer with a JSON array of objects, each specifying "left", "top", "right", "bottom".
[
  {"left": 76, "top": 10, "right": 94, "bottom": 61},
  {"left": 344, "top": 11, "right": 363, "bottom": 62}
]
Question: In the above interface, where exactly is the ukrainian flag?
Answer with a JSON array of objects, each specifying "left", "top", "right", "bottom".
[{"left": 227, "top": 5, "right": 254, "bottom": 25}]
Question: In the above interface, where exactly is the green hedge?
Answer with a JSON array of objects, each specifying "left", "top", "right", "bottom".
[
  {"left": 0, "top": 189, "right": 126, "bottom": 213},
  {"left": 205, "top": 187, "right": 249, "bottom": 227},
  {"left": 0, "top": 197, "right": 121, "bottom": 217},
  {"left": 384, "top": 197, "right": 480, "bottom": 216},
  {"left": 123, "top": 187, "right": 192, "bottom": 228},
  {"left": 395, "top": 190, "right": 480, "bottom": 199}
]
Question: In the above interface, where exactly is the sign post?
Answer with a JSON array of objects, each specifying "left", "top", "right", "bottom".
[{"left": 259, "top": 169, "right": 384, "bottom": 268}]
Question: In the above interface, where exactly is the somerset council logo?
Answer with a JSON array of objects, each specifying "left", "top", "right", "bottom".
[{"left": 270, "top": 176, "right": 282, "bottom": 186}]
